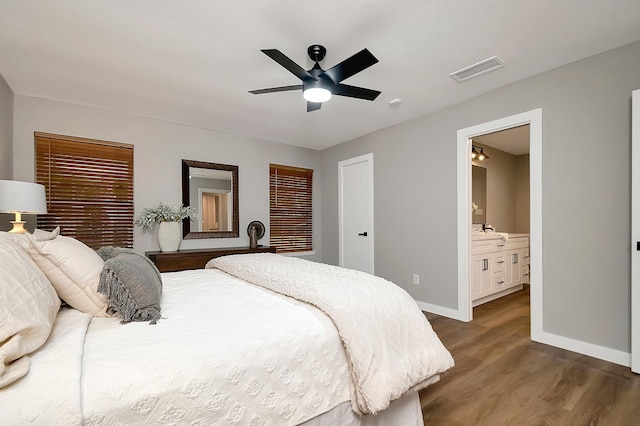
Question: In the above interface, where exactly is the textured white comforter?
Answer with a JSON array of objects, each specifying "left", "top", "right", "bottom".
[
  {"left": 1, "top": 268, "right": 352, "bottom": 425},
  {"left": 1, "top": 256, "right": 453, "bottom": 424},
  {"left": 207, "top": 254, "right": 455, "bottom": 415}
]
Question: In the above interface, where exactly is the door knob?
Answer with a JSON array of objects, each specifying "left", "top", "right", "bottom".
[{"left": 358, "top": 232, "right": 368, "bottom": 236}]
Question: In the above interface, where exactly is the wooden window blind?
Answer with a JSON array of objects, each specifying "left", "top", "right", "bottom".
[
  {"left": 35, "top": 132, "right": 134, "bottom": 249},
  {"left": 269, "top": 164, "right": 313, "bottom": 253}
]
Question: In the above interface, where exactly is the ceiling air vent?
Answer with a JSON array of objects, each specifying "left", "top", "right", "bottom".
[{"left": 450, "top": 55, "right": 505, "bottom": 82}]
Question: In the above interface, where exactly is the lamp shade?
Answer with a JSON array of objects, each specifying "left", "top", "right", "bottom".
[{"left": 0, "top": 180, "right": 47, "bottom": 214}]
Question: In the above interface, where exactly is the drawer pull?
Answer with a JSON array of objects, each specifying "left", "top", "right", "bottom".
[
  {"left": 482, "top": 259, "right": 489, "bottom": 271},
  {"left": 497, "top": 260, "right": 504, "bottom": 264},
  {"left": 497, "top": 280, "right": 505, "bottom": 284},
  {"left": 497, "top": 244, "right": 505, "bottom": 247}
]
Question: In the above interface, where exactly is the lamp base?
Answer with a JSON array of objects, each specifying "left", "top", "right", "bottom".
[{"left": 9, "top": 221, "right": 27, "bottom": 234}]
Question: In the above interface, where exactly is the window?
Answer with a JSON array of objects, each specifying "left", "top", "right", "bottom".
[
  {"left": 35, "top": 132, "right": 134, "bottom": 249},
  {"left": 269, "top": 164, "right": 313, "bottom": 253}
]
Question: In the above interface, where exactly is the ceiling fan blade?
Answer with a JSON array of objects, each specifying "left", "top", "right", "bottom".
[
  {"left": 249, "top": 85, "right": 302, "bottom": 95},
  {"left": 307, "top": 101, "right": 322, "bottom": 112},
  {"left": 332, "top": 83, "right": 381, "bottom": 101},
  {"left": 261, "top": 49, "right": 316, "bottom": 81},
  {"left": 323, "top": 49, "right": 379, "bottom": 83}
]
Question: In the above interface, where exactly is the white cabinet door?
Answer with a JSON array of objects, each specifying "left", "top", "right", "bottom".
[
  {"left": 509, "top": 251, "right": 522, "bottom": 287},
  {"left": 472, "top": 254, "right": 492, "bottom": 300}
]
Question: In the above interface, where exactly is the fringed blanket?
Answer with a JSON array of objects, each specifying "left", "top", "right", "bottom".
[{"left": 206, "top": 253, "right": 454, "bottom": 415}]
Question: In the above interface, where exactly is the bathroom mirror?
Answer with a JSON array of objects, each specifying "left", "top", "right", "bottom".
[
  {"left": 472, "top": 165, "right": 487, "bottom": 224},
  {"left": 182, "top": 159, "right": 239, "bottom": 239}
]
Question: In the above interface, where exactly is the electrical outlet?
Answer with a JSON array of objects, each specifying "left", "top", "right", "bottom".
[{"left": 413, "top": 274, "right": 420, "bottom": 285}]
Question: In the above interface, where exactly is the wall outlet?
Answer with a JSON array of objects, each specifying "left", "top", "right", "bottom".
[{"left": 413, "top": 274, "right": 420, "bottom": 285}]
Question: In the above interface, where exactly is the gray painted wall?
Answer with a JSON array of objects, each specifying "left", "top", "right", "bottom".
[
  {"left": 0, "top": 73, "right": 12, "bottom": 179},
  {"left": 516, "top": 154, "right": 530, "bottom": 233},
  {"left": 11, "top": 96, "right": 323, "bottom": 260},
  {"left": 474, "top": 143, "right": 518, "bottom": 232},
  {"left": 472, "top": 144, "right": 530, "bottom": 234},
  {"left": 321, "top": 40, "right": 640, "bottom": 354}
]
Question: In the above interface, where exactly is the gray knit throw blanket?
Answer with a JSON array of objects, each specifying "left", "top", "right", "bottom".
[{"left": 96, "top": 247, "right": 163, "bottom": 324}]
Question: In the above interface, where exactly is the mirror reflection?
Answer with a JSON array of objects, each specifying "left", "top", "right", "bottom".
[
  {"left": 182, "top": 159, "right": 239, "bottom": 239},
  {"left": 472, "top": 165, "right": 487, "bottom": 224}
]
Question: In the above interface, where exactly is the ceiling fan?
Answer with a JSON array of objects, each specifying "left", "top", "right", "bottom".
[{"left": 249, "top": 45, "right": 381, "bottom": 112}]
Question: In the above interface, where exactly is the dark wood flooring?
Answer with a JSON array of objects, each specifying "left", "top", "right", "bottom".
[{"left": 419, "top": 286, "right": 640, "bottom": 425}]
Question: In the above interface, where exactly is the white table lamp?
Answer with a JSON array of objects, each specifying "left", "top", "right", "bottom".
[{"left": 0, "top": 180, "right": 47, "bottom": 233}]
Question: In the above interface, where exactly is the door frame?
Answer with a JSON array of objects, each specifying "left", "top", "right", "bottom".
[
  {"left": 339, "top": 153, "right": 374, "bottom": 274},
  {"left": 456, "top": 109, "right": 543, "bottom": 343},
  {"left": 632, "top": 89, "right": 640, "bottom": 372}
]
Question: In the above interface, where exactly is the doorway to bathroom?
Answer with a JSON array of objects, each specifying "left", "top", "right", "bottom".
[
  {"left": 470, "top": 126, "right": 530, "bottom": 306},
  {"left": 456, "top": 109, "right": 543, "bottom": 342}
]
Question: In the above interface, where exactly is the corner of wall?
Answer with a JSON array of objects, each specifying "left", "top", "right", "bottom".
[{"left": 0, "top": 72, "right": 14, "bottom": 179}]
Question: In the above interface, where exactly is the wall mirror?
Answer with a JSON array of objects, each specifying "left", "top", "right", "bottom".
[
  {"left": 471, "top": 165, "right": 487, "bottom": 224},
  {"left": 182, "top": 159, "right": 239, "bottom": 239}
]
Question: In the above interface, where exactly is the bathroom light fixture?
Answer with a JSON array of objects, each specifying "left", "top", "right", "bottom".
[
  {"left": 477, "top": 147, "right": 489, "bottom": 160},
  {"left": 0, "top": 180, "right": 47, "bottom": 233},
  {"left": 471, "top": 145, "right": 489, "bottom": 161},
  {"left": 471, "top": 145, "right": 480, "bottom": 159}
]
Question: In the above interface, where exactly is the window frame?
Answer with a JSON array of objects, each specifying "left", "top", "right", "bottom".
[{"left": 269, "top": 163, "right": 314, "bottom": 254}]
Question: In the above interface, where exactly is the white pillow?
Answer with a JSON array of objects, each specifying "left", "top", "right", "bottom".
[
  {"left": 0, "top": 239, "right": 60, "bottom": 388},
  {"left": 24, "top": 233, "right": 110, "bottom": 317},
  {"left": 32, "top": 226, "right": 61, "bottom": 241}
]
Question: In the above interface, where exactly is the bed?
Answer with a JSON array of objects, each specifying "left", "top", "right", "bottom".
[{"left": 0, "top": 231, "right": 454, "bottom": 425}]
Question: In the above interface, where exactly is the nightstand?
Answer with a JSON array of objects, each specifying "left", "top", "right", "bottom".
[{"left": 146, "top": 246, "right": 276, "bottom": 272}]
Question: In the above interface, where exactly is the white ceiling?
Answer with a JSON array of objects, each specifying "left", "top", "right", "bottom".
[
  {"left": 1, "top": 1, "right": 640, "bottom": 151},
  {"left": 473, "top": 125, "right": 530, "bottom": 156}
]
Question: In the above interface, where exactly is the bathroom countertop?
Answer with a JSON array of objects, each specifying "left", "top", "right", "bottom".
[{"left": 472, "top": 232, "right": 529, "bottom": 240}]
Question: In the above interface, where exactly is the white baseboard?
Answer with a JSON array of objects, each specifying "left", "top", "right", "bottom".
[
  {"left": 472, "top": 285, "right": 523, "bottom": 307},
  {"left": 532, "top": 330, "right": 631, "bottom": 367},
  {"left": 415, "top": 300, "right": 467, "bottom": 322}
]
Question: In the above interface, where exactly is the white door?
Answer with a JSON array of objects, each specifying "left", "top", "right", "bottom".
[
  {"left": 339, "top": 154, "right": 374, "bottom": 274},
  {"left": 631, "top": 89, "right": 640, "bottom": 373}
]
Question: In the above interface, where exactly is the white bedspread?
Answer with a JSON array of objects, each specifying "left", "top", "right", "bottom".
[
  {"left": 2, "top": 268, "right": 351, "bottom": 425},
  {"left": 0, "top": 308, "right": 91, "bottom": 424},
  {"left": 207, "top": 254, "right": 455, "bottom": 415}
]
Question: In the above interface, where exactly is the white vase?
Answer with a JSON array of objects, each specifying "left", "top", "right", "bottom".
[{"left": 158, "top": 221, "right": 181, "bottom": 252}]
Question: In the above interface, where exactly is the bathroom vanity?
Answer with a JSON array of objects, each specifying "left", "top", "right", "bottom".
[{"left": 471, "top": 233, "right": 530, "bottom": 306}]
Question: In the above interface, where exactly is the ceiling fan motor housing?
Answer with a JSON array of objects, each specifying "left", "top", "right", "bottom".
[{"left": 307, "top": 45, "right": 327, "bottom": 63}]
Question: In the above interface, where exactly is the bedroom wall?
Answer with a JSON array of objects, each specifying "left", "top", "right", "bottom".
[
  {"left": 321, "top": 40, "right": 640, "bottom": 354},
  {"left": 0, "top": 73, "right": 12, "bottom": 179},
  {"left": 11, "top": 96, "right": 323, "bottom": 260}
]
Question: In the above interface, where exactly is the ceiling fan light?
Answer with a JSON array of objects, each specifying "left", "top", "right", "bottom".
[{"left": 303, "top": 87, "right": 332, "bottom": 103}]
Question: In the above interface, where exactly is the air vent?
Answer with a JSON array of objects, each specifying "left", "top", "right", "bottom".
[{"left": 450, "top": 56, "right": 505, "bottom": 82}]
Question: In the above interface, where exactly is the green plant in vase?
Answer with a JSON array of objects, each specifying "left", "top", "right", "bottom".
[{"left": 135, "top": 202, "right": 198, "bottom": 252}]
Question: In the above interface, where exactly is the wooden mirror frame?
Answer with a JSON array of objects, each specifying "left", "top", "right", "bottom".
[{"left": 182, "top": 159, "right": 239, "bottom": 239}]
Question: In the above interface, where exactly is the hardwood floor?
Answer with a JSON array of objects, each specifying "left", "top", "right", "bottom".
[{"left": 419, "top": 286, "right": 640, "bottom": 425}]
